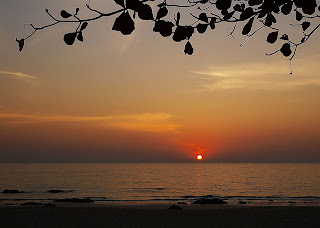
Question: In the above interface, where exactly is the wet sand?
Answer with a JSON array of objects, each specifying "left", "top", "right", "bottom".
[{"left": 1, "top": 204, "right": 319, "bottom": 227}]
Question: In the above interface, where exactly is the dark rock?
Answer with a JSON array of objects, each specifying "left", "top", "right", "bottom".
[
  {"left": 48, "top": 190, "right": 65, "bottom": 193},
  {"left": 288, "top": 201, "right": 296, "bottom": 204},
  {"left": 192, "top": 198, "right": 227, "bottom": 205},
  {"left": 21, "top": 202, "right": 42, "bottom": 206},
  {"left": 168, "top": 204, "right": 183, "bottom": 210},
  {"left": 177, "top": 202, "right": 187, "bottom": 205},
  {"left": 239, "top": 201, "right": 247, "bottom": 204},
  {"left": 43, "top": 203, "right": 56, "bottom": 207},
  {"left": 182, "top": 195, "right": 196, "bottom": 198},
  {"left": 156, "top": 188, "right": 166, "bottom": 190},
  {"left": 54, "top": 198, "right": 94, "bottom": 203},
  {"left": 268, "top": 199, "right": 274, "bottom": 202},
  {"left": 2, "top": 189, "right": 23, "bottom": 194}
]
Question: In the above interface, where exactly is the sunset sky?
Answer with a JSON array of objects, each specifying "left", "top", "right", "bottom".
[{"left": 1, "top": 0, "right": 320, "bottom": 162}]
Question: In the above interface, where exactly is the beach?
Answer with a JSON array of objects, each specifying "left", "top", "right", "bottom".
[{"left": 1, "top": 204, "right": 319, "bottom": 227}]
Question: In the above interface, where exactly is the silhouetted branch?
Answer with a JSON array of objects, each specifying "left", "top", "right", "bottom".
[{"left": 17, "top": 0, "right": 320, "bottom": 73}]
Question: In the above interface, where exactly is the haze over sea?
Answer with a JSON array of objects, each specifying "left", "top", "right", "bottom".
[{"left": 1, "top": 163, "right": 319, "bottom": 205}]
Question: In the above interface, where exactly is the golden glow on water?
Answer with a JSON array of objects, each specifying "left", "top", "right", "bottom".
[{"left": 197, "top": 155, "right": 203, "bottom": 160}]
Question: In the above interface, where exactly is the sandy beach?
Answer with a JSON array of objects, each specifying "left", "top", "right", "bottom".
[{"left": 1, "top": 204, "right": 319, "bottom": 228}]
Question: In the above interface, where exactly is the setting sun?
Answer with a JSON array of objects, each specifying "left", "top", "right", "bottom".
[{"left": 197, "top": 155, "right": 203, "bottom": 160}]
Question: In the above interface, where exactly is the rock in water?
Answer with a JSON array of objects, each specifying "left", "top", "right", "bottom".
[
  {"left": 2, "top": 189, "right": 23, "bottom": 194},
  {"left": 192, "top": 198, "right": 227, "bottom": 204},
  {"left": 168, "top": 204, "right": 183, "bottom": 210},
  {"left": 54, "top": 198, "right": 94, "bottom": 203},
  {"left": 48, "top": 190, "right": 65, "bottom": 193},
  {"left": 21, "top": 202, "right": 42, "bottom": 206}
]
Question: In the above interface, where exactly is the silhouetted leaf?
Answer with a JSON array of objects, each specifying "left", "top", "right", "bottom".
[
  {"left": 77, "top": 32, "right": 83, "bottom": 42},
  {"left": 210, "top": 18, "right": 216, "bottom": 30},
  {"left": 281, "top": 2, "right": 293, "bottom": 15},
  {"left": 199, "top": 13, "right": 208, "bottom": 23},
  {"left": 240, "top": 7, "right": 254, "bottom": 21},
  {"left": 173, "top": 26, "right": 194, "bottom": 42},
  {"left": 16, "top": 39, "right": 24, "bottom": 52},
  {"left": 64, "top": 33, "right": 77, "bottom": 45},
  {"left": 126, "top": 0, "right": 143, "bottom": 11},
  {"left": 302, "top": 0, "right": 317, "bottom": 15},
  {"left": 267, "top": 31, "right": 278, "bottom": 44},
  {"left": 80, "top": 22, "right": 88, "bottom": 30},
  {"left": 216, "top": 0, "right": 232, "bottom": 11},
  {"left": 114, "top": 0, "right": 125, "bottom": 8},
  {"left": 248, "top": 0, "right": 263, "bottom": 6},
  {"left": 184, "top": 41, "right": 193, "bottom": 55},
  {"left": 234, "top": 3, "right": 244, "bottom": 12},
  {"left": 153, "top": 20, "right": 175, "bottom": 37},
  {"left": 242, "top": 17, "right": 254, "bottom": 35},
  {"left": 296, "top": 11, "right": 303, "bottom": 21},
  {"left": 61, "top": 10, "right": 72, "bottom": 18},
  {"left": 280, "top": 34, "right": 289, "bottom": 40},
  {"left": 197, "top": 23, "right": 208, "bottom": 34},
  {"left": 264, "top": 13, "right": 276, "bottom": 27},
  {"left": 112, "top": 12, "right": 135, "bottom": 35},
  {"left": 302, "top": 21, "right": 310, "bottom": 31},
  {"left": 223, "top": 11, "right": 235, "bottom": 21},
  {"left": 280, "top": 43, "right": 292, "bottom": 57},
  {"left": 156, "top": 7, "right": 168, "bottom": 20},
  {"left": 138, "top": 4, "right": 154, "bottom": 20},
  {"left": 176, "top": 12, "right": 181, "bottom": 26},
  {"left": 76, "top": 8, "right": 79, "bottom": 15}
]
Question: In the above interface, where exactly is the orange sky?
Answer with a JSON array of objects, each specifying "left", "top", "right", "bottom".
[{"left": 0, "top": 0, "right": 320, "bottom": 162}]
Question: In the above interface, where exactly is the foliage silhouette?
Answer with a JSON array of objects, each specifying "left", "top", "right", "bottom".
[{"left": 17, "top": 0, "right": 320, "bottom": 74}]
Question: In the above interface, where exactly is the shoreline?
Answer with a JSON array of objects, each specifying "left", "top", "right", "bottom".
[{"left": 0, "top": 204, "right": 319, "bottom": 227}]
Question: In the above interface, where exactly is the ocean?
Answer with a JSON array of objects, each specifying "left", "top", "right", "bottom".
[{"left": 0, "top": 163, "right": 319, "bottom": 205}]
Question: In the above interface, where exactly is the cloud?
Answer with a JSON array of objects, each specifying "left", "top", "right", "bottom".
[
  {"left": 0, "top": 112, "right": 182, "bottom": 133},
  {"left": 192, "top": 62, "right": 320, "bottom": 91},
  {"left": 0, "top": 70, "right": 36, "bottom": 79}
]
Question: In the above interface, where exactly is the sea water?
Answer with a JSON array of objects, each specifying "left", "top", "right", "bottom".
[{"left": 0, "top": 163, "right": 319, "bottom": 205}]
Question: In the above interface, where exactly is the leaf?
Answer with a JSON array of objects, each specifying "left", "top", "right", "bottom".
[
  {"left": 61, "top": 10, "right": 72, "bottom": 19},
  {"left": 248, "top": 0, "right": 263, "bottom": 6},
  {"left": 240, "top": 7, "right": 254, "bottom": 21},
  {"left": 114, "top": 0, "right": 125, "bottom": 7},
  {"left": 216, "top": 0, "right": 232, "bottom": 11},
  {"left": 16, "top": 38, "right": 24, "bottom": 52},
  {"left": 76, "top": 8, "right": 79, "bottom": 15},
  {"left": 242, "top": 17, "right": 254, "bottom": 35},
  {"left": 176, "top": 12, "right": 181, "bottom": 26},
  {"left": 280, "top": 43, "right": 292, "bottom": 57},
  {"left": 112, "top": 12, "right": 135, "bottom": 35},
  {"left": 280, "top": 34, "right": 289, "bottom": 40},
  {"left": 223, "top": 11, "right": 235, "bottom": 21},
  {"left": 264, "top": 13, "right": 276, "bottom": 27},
  {"left": 199, "top": 13, "right": 208, "bottom": 23},
  {"left": 184, "top": 41, "right": 193, "bottom": 55},
  {"left": 281, "top": 2, "right": 293, "bottom": 15},
  {"left": 302, "top": 21, "right": 310, "bottom": 31},
  {"left": 295, "top": 11, "right": 302, "bottom": 21},
  {"left": 64, "top": 33, "right": 77, "bottom": 45},
  {"left": 138, "top": 4, "right": 154, "bottom": 20},
  {"left": 234, "top": 4, "right": 244, "bottom": 12},
  {"left": 126, "top": 0, "right": 143, "bottom": 11},
  {"left": 156, "top": 7, "right": 168, "bottom": 20},
  {"left": 266, "top": 31, "right": 278, "bottom": 44},
  {"left": 210, "top": 18, "right": 216, "bottom": 30},
  {"left": 196, "top": 23, "right": 208, "bottom": 34},
  {"left": 77, "top": 32, "right": 83, "bottom": 42},
  {"left": 173, "top": 26, "right": 194, "bottom": 42},
  {"left": 153, "top": 20, "right": 175, "bottom": 37},
  {"left": 302, "top": 1, "right": 317, "bottom": 15},
  {"left": 80, "top": 22, "right": 88, "bottom": 30}
]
